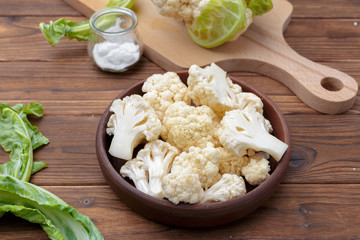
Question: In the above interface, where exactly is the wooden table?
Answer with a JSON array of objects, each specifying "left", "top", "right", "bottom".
[{"left": 0, "top": 0, "right": 359, "bottom": 239}]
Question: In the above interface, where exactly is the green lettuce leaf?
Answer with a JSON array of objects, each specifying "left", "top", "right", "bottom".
[
  {"left": 0, "top": 175, "right": 103, "bottom": 240},
  {"left": 32, "top": 161, "right": 48, "bottom": 175},
  {"left": 0, "top": 103, "right": 49, "bottom": 181}
]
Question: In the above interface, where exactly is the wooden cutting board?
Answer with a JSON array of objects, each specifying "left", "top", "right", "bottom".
[{"left": 63, "top": 0, "right": 358, "bottom": 114}]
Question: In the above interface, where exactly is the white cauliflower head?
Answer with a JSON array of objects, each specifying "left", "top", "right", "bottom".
[
  {"left": 162, "top": 167, "right": 204, "bottom": 204},
  {"left": 151, "top": 0, "right": 210, "bottom": 23},
  {"left": 106, "top": 94, "right": 162, "bottom": 160},
  {"left": 242, "top": 152, "right": 271, "bottom": 185},
  {"left": 161, "top": 101, "right": 220, "bottom": 151},
  {"left": 171, "top": 143, "right": 221, "bottom": 190},
  {"left": 136, "top": 140, "right": 180, "bottom": 198},
  {"left": 218, "top": 147, "right": 249, "bottom": 176},
  {"left": 187, "top": 63, "right": 241, "bottom": 117},
  {"left": 142, "top": 72, "right": 190, "bottom": 121},
  {"left": 120, "top": 158, "right": 150, "bottom": 194},
  {"left": 201, "top": 174, "right": 247, "bottom": 203},
  {"left": 218, "top": 108, "right": 288, "bottom": 161}
]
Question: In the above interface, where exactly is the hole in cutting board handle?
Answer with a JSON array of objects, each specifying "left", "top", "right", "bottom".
[{"left": 320, "top": 77, "right": 344, "bottom": 92}]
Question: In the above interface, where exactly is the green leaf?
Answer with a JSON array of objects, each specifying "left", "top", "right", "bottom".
[
  {"left": 246, "top": 0, "right": 273, "bottom": 16},
  {"left": 12, "top": 104, "right": 25, "bottom": 112},
  {"left": 186, "top": 0, "right": 247, "bottom": 48},
  {"left": 23, "top": 103, "right": 44, "bottom": 117},
  {"left": 39, "top": 19, "right": 91, "bottom": 46},
  {"left": 0, "top": 107, "right": 33, "bottom": 181},
  {"left": 32, "top": 161, "right": 48, "bottom": 175},
  {"left": 39, "top": 0, "right": 135, "bottom": 46},
  {"left": 9, "top": 103, "right": 49, "bottom": 150},
  {"left": 0, "top": 103, "right": 49, "bottom": 181},
  {"left": 0, "top": 175, "right": 103, "bottom": 240},
  {"left": 106, "top": 0, "right": 135, "bottom": 8}
]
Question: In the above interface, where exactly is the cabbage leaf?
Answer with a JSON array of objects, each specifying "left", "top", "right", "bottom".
[
  {"left": 0, "top": 175, "right": 103, "bottom": 240},
  {"left": 0, "top": 103, "right": 49, "bottom": 182},
  {"left": 246, "top": 0, "right": 273, "bottom": 16},
  {"left": 0, "top": 103, "right": 103, "bottom": 239}
]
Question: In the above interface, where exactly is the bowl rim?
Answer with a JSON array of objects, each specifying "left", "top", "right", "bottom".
[{"left": 96, "top": 71, "right": 292, "bottom": 212}]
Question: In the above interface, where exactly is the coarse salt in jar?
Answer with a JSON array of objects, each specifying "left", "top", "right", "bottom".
[{"left": 88, "top": 7, "right": 143, "bottom": 72}]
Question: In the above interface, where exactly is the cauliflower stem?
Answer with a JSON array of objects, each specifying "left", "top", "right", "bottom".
[
  {"left": 137, "top": 140, "right": 179, "bottom": 198},
  {"left": 107, "top": 95, "right": 161, "bottom": 160},
  {"left": 201, "top": 174, "right": 246, "bottom": 203}
]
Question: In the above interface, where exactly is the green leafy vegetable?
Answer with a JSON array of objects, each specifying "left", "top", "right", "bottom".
[
  {"left": 40, "top": 0, "right": 134, "bottom": 46},
  {"left": 246, "top": 0, "right": 273, "bottom": 16},
  {"left": 186, "top": 0, "right": 248, "bottom": 48},
  {"left": 106, "top": 0, "right": 135, "bottom": 8},
  {"left": 0, "top": 175, "right": 103, "bottom": 240},
  {"left": 32, "top": 161, "right": 48, "bottom": 175},
  {"left": 0, "top": 103, "right": 49, "bottom": 182},
  {"left": 39, "top": 19, "right": 91, "bottom": 46},
  {"left": 0, "top": 103, "right": 103, "bottom": 239}
]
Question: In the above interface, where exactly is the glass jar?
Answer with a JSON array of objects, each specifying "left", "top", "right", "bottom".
[{"left": 88, "top": 7, "right": 143, "bottom": 72}]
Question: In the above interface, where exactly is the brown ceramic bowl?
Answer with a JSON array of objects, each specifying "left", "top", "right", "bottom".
[{"left": 96, "top": 71, "right": 292, "bottom": 228}]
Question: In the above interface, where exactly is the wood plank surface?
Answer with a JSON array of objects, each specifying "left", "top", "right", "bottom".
[
  {"left": 1, "top": 184, "right": 360, "bottom": 239},
  {"left": 0, "top": 0, "right": 359, "bottom": 239},
  {"left": 0, "top": 61, "right": 358, "bottom": 116},
  {"left": 0, "top": 114, "right": 359, "bottom": 186},
  {"left": 0, "top": 0, "right": 359, "bottom": 18},
  {"left": 0, "top": 17, "right": 359, "bottom": 62},
  {"left": 0, "top": 0, "right": 81, "bottom": 16}
]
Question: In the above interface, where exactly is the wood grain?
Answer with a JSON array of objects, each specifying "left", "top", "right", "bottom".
[
  {"left": 0, "top": 0, "right": 359, "bottom": 238},
  {"left": 0, "top": 113, "right": 359, "bottom": 186},
  {"left": 0, "top": 0, "right": 358, "bottom": 18},
  {"left": 0, "top": 61, "right": 357, "bottom": 116},
  {"left": 0, "top": 0, "right": 81, "bottom": 16},
  {"left": 0, "top": 17, "right": 359, "bottom": 63},
  {"left": 288, "top": 0, "right": 360, "bottom": 18},
  {"left": 1, "top": 184, "right": 360, "bottom": 239}
]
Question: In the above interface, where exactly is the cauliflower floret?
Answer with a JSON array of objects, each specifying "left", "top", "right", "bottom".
[
  {"left": 187, "top": 63, "right": 240, "bottom": 117},
  {"left": 242, "top": 152, "right": 271, "bottom": 185},
  {"left": 235, "top": 92, "right": 264, "bottom": 114},
  {"left": 142, "top": 72, "right": 190, "bottom": 121},
  {"left": 162, "top": 168, "right": 204, "bottom": 204},
  {"left": 218, "top": 108, "right": 288, "bottom": 161},
  {"left": 171, "top": 143, "right": 221, "bottom": 189},
  {"left": 136, "top": 140, "right": 180, "bottom": 198},
  {"left": 218, "top": 147, "right": 249, "bottom": 176},
  {"left": 151, "top": 0, "right": 210, "bottom": 23},
  {"left": 201, "top": 174, "right": 246, "bottom": 203},
  {"left": 228, "top": 78, "right": 243, "bottom": 95},
  {"left": 161, "top": 101, "right": 220, "bottom": 151},
  {"left": 234, "top": 92, "right": 274, "bottom": 132},
  {"left": 106, "top": 95, "right": 162, "bottom": 160},
  {"left": 120, "top": 158, "right": 150, "bottom": 194},
  {"left": 186, "top": 63, "right": 274, "bottom": 122}
]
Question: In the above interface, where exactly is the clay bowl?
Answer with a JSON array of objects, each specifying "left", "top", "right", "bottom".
[{"left": 96, "top": 71, "right": 292, "bottom": 228}]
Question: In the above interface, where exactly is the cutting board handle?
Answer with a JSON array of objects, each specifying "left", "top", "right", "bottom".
[
  {"left": 220, "top": 33, "right": 358, "bottom": 115},
  {"left": 267, "top": 45, "right": 358, "bottom": 114}
]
